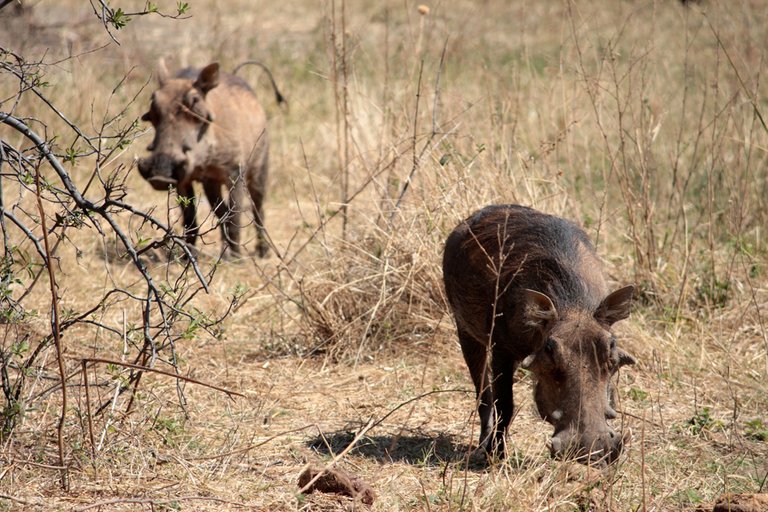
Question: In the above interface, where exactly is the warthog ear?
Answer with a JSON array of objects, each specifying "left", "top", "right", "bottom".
[
  {"left": 595, "top": 285, "right": 635, "bottom": 325},
  {"left": 522, "top": 289, "right": 558, "bottom": 332},
  {"left": 156, "top": 58, "right": 170, "bottom": 86},
  {"left": 195, "top": 63, "right": 220, "bottom": 95},
  {"left": 617, "top": 348, "right": 637, "bottom": 367}
]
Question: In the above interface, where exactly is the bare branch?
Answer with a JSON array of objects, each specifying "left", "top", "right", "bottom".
[{"left": 81, "top": 358, "right": 245, "bottom": 399}]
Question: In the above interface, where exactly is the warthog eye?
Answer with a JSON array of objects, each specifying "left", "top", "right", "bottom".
[
  {"left": 541, "top": 339, "right": 566, "bottom": 383},
  {"left": 553, "top": 369, "right": 566, "bottom": 383},
  {"left": 183, "top": 91, "right": 207, "bottom": 117}
]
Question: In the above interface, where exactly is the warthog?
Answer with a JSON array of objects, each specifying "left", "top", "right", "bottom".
[
  {"left": 442, "top": 204, "right": 637, "bottom": 465},
  {"left": 138, "top": 60, "right": 283, "bottom": 258}
]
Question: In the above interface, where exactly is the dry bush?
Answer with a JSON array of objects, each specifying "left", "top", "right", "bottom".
[{"left": 298, "top": 229, "right": 446, "bottom": 362}]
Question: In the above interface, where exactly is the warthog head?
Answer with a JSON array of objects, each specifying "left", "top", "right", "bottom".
[
  {"left": 137, "top": 61, "right": 219, "bottom": 190},
  {"left": 521, "top": 286, "right": 637, "bottom": 465}
]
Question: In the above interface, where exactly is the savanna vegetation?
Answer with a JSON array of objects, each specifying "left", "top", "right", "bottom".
[{"left": 1, "top": 1, "right": 767, "bottom": 510}]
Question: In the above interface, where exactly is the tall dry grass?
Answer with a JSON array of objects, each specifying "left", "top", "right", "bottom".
[{"left": 1, "top": 0, "right": 767, "bottom": 510}]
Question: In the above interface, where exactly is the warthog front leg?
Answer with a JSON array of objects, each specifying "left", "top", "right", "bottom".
[
  {"left": 203, "top": 179, "right": 241, "bottom": 259},
  {"left": 459, "top": 329, "right": 496, "bottom": 454},
  {"left": 177, "top": 182, "right": 199, "bottom": 247}
]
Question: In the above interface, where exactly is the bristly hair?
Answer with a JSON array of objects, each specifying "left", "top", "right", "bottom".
[{"left": 460, "top": 204, "right": 600, "bottom": 312}]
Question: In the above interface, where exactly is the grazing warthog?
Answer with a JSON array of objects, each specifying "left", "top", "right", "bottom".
[
  {"left": 138, "top": 60, "right": 283, "bottom": 258},
  {"left": 442, "top": 204, "right": 637, "bottom": 465}
]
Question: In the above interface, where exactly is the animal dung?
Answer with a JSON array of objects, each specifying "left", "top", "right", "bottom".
[
  {"left": 711, "top": 493, "right": 768, "bottom": 512},
  {"left": 298, "top": 466, "right": 375, "bottom": 506}
]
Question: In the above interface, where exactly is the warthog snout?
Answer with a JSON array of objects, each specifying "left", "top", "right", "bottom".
[
  {"left": 550, "top": 426, "right": 625, "bottom": 466},
  {"left": 137, "top": 153, "right": 185, "bottom": 190}
]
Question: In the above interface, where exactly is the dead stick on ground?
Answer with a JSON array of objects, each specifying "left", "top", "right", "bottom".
[
  {"left": 0, "top": 459, "right": 68, "bottom": 470},
  {"left": 0, "top": 494, "right": 41, "bottom": 507},
  {"left": 370, "top": 388, "right": 470, "bottom": 430},
  {"left": 189, "top": 425, "right": 314, "bottom": 461},
  {"left": 75, "top": 495, "right": 249, "bottom": 511},
  {"left": 618, "top": 408, "right": 663, "bottom": 429},
  {"left": 79, "top": 358, "right": 245, "bottom": 399},
  {"left": 299, "top": 388, "right": 471, "bottom": 495}
]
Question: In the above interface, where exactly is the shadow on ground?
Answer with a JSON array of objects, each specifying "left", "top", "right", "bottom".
[{"left": 306, "top": 426, "right": 490, "bottom": 470}]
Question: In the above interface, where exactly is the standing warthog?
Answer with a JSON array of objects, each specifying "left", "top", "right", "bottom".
[
  {"left": 442, "top": 204, "right": 637, "bottom": 465},
  {"left": 138, "top": 60, "right": 283, "bottom": 258}
]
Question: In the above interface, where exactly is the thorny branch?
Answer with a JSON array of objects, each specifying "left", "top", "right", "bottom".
[
  {"left": 0, "top": 49, "right": 236, "bottom": 477},
  {"left": 88, "top": 0, "right": 192, "bottom": 45},
  {"left": 32, "top": 148, "right": 69, "bottom": 489}
]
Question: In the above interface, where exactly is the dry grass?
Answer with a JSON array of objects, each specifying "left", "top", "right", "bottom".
[{"left": 1, "top": 0, "right": 768, "bottom": 510}]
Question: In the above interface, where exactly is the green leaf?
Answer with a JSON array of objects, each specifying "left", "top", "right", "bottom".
[{"left": 110, "top": 8, "right": 131, "bottom": 29}]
